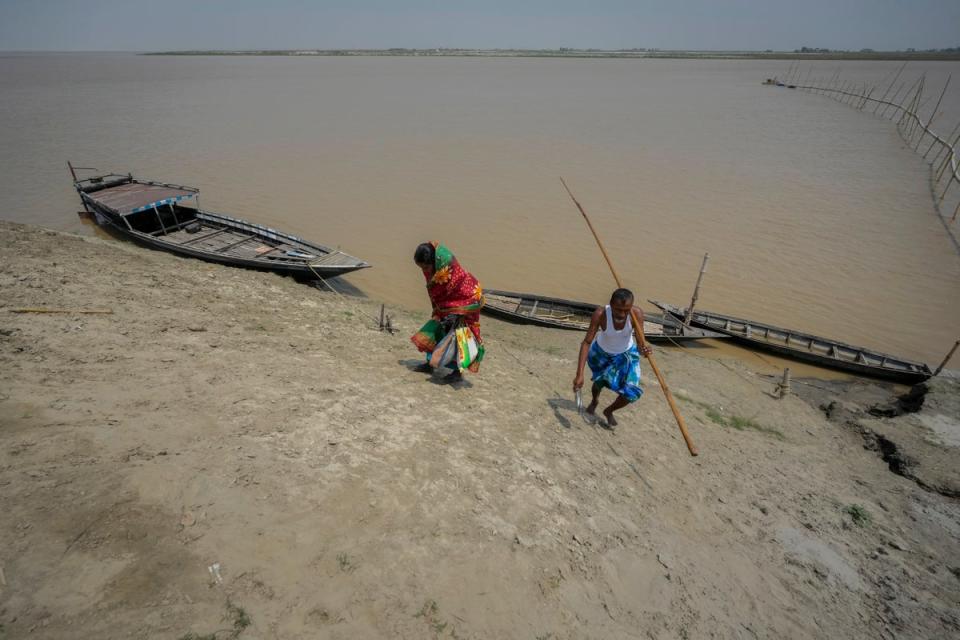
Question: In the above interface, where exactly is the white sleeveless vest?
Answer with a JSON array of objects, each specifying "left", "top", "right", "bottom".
[{"left": 594, "top": 305, "right": 635, "bottom": 354}]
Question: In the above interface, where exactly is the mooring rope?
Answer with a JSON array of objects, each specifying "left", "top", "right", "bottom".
[{"left": 306, "top": 262, "right": 385, "bottom": 329}]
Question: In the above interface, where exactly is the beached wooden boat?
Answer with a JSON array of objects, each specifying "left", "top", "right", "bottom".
[
  {"left": 482, "top": 290, "right": 727, "bottom": 342},
  {"left": 70, "top": 169, "right": 370, "bottom": 279},
  {"left": 649, "top": 301, "right": 932, "bottom": 384}
]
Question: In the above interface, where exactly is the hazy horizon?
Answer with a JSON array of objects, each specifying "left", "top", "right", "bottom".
[{"left": 1, "top": 1, "right": 958, "bottom": 53}]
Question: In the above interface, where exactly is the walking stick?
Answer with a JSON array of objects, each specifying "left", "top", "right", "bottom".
[{"left": 561, "top": 178, "right": 699, "bottom": 456}]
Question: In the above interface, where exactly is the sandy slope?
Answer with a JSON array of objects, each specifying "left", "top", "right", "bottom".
[{"left": 1, "top": 221, "right": 958, "bottom": 639}]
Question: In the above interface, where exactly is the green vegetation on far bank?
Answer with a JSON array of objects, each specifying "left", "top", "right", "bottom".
[{"left": 143, "top": 48, "right": 960, "bottom": 61}]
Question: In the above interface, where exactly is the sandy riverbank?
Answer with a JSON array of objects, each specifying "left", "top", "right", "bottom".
[{"left": 1, "top": 221, "right": 958, "bottom": 639}]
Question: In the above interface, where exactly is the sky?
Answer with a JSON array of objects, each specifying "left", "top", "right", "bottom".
[{"left": 0, "top": 0, "right": 958, "bottom": 52}]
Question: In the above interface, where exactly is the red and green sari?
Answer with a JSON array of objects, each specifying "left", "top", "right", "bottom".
[{"left": 411, "top": 242, "right": 485, "bottom": 372}]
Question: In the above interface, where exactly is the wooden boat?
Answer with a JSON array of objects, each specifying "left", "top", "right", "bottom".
[
  {"left": 650, "top": 301, "right": 933, "bottom": 384},
  {"left": 482, "top": 290, "right": 727, "bottom": 342},
  {"left": 70, "top": 168, "right": 370, "bottom": 279}
]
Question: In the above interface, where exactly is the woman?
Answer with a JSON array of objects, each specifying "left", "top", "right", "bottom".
[{"left": 410, "top": 242, "right": 485, "bottom": 382}]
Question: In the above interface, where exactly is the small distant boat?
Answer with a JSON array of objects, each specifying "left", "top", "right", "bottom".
[
  {"left": 650, "top": 301, "right": 933, "bottom": 384},
  {"left": 69, "top": 166, "right": 370, "bottom": 279},
  {"left": 482, "top": 290, "right": 727, "bottom": 342}
]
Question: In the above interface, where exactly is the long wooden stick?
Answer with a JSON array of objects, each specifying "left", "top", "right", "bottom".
[
  {"left": 10, "top": 308, "right": 113, "bottom": 314},
  {"left": 933, "top": 339, "right": 959, "bottom": 376},
  {"left": 684, "top": 253, "right": 709, "bottom": 327},
  {"left": 560, "top": 178, "right": 698, "bottom": 456},
  {"left": 874, "top": 62, "right": 907, "bottom": 113}
]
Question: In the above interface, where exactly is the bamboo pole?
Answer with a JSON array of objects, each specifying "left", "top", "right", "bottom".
[
  {"left": 938, "top": 175, "right": 955, "bottom": 203},
  {"left": 914, "top": 75, "right": 951, "bottom": 151},
  {"left": 858, "top": 84, "right": 872, "bottom": 109},
  {"left": 887, "top": 77, "right": 920, "bottom": 119},
  {"left": 897, "top": 79, "right": 919, "bottom": 127},
  {"left": 846, "top": 82, "right": 859, "bottom": 105},
  {"left": 560, "top": 178, "right": 698, "bottom": 457},
  {"left": 933, "top": 339, "right": 960, "bottom": 376},
  {"left": 683, "top": 253, "right": 710, "bottom": 327},
  {"left": 851, "top": 82, "right": 862, "bottom": 105},
  {"left": 874, "top": 63, "right": 906, "bottom": 113},
  {"left": 909, "top": 77, "right": 927, "bottom": 140},
  {"left": 880, "top": 81, "right": 907, "bottom": 118},
  {"left": 903, "top": 77, "right": 925, "bottom": 134},
  {"left": 787, "top": 61, "right": 798, "bottom": 84},
  {"left": 10, "top": 308, "right": 113, "bottom": 314},
  {"left": 776, "top": 368, "right": 791, "bottom": 399},
  {"left": 828, "top": 67, "right": 842, "bottom": 93},
  {"left": 935, "top": 132, "right": 960, "bottom": 181},
  {"left": 925, "top": 119, "right": 960, "bottom": 160},
  {"left": 838, "top": 81, "right": 849, "bottom": 103}
]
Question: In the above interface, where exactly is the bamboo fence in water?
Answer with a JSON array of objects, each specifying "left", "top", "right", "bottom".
[{"left": 770, "top": 65, "right": 960, "bottom": 243}]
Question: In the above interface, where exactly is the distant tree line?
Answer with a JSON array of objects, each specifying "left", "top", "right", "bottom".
[{"left": 795, "top": 45, "right": 960, "bottom": 53}]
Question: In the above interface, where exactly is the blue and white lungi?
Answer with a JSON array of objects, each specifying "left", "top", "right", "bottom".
[{"left": 587, "top": 341, "right": 643, "bottom": 402}]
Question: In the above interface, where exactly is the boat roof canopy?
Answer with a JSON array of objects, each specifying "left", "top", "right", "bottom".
[{"left": 84, "top": 182, "right": 198, "bottom": 216}]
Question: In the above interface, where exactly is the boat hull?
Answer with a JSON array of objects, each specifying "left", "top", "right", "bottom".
[
  {"left": 482, "top": 290, "right": 725, "bottom": 342},
  {"left": 650, "top": 301, "right": 932, "bottom": 385},
  {"left": 74, "top": 174, "right": 370, "bottom": 279}
]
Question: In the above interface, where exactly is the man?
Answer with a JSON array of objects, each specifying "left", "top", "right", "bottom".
[{"left": 573, "top": 288, "right": 652, "bottom": 427}]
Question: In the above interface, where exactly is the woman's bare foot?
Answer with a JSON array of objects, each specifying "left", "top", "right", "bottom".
[
  {"left": 444, "top": 370, "right": 463, "bottom": 383},
  {"left": 413, "top": 362, "right": 433, "bottom": 373},
  {"left": 602, "top": 407, "right": 618, "bottom": 428}
]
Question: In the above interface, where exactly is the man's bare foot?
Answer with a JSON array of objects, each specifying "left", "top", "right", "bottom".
[
  {"left": 585, "top": 400, "right": 598, "bottom": 416},
  {"left": 602, "top": 407, "right": 618, "bottom": 428}
]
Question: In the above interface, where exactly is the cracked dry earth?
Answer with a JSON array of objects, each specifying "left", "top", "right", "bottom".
[{"left": 1, "top": 221, "right": 959, "bottom": 639}]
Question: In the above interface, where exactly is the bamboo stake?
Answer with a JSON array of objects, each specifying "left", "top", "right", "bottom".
[
  {"left": 880, "top": 81, "right": 907, "bottom": 118},
  {"left": 936, "top": 133, "right": 960, "bottom": 181},
  {"left": 888, "top": 77, "right": 921, "bottom": 120},
  {"left": 786, "top": 61, "right": 797, "bottom": 84},
  {"left": 897, "top": 79, "right": 918, "bottom": 126},
  {"left": 10, "top": 308, "right": 113, "bottom": 314},
  {"left": 858, "top": 84, "right": 872, "bottom": 109},
  {"left": 776, "top": 368, "right": 791, "bottom": 398},
  {"left": 909, "top": 77, "right": 927, "bottom": 139},
  {"left": 874, "top": 62, "right": 907, "bottom": 113},
  {"left": 828, "top": 67, "right": 842, "bottom": 93},
  {"left": 914, "top": 75, "right": 951, "bottom": 150},
  {"left": 925, "top": 119, "right": 960, "bottom": 160},
  {"left": 938, "top": 175, "right": 955, "bottom": 203},
  {"left": 847, "top": 82, "right": 860, "bottom": 107},
  {"left": 933, "top": 339, "right": 960, "bottom": 376},
  {"left": 903, "top": 76, "right": 925, "bottom": 134},
  {"left": 560, "top": 177, "right": 698, "bottom": 457},
  {"left": 850, "top": 82, "right": 862, "bottom": 105},
  {"left": 683, "top": 253, "right": 710, "bottom": 327}
]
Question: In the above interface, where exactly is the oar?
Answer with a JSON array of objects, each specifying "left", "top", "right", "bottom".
[{"left": 561, "top": 177, "right": 699, "bottom": 456}]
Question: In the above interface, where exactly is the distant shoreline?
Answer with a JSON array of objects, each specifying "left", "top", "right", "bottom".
[{"left": 143, "top": 48, "right": 960, "bottom": 61}]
